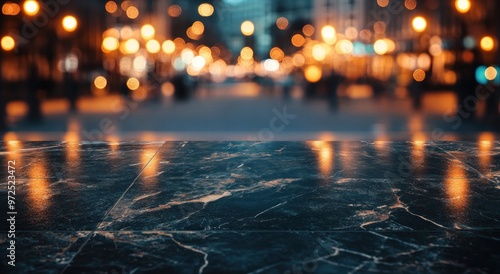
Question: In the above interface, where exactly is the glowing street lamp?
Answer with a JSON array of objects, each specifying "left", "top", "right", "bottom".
[
  {"left": 141, "top": 24, "right": 155, "bottom": 40},
  {"left": 23, "top": 0, "right": 39, "bottom": 16},
  {"left": 62, "top": 15, "right": 78, "bottom": 32},
  {"left": 455, "top": 0, "right": 471, "bottom": 13},
  {"left": 480, "top": 36, "right": 495, "bottom": 52},
  {"left": 321, "top": 25, "right": 336, "bottom": 45},
  {"left": 1, "top": 36, "right": 15, "bottom": 51},
  {"left": 412, "top": 16, "right": 427, "bottom": 33},
  {"left": 241, "top": 21, "right": 255, "bottom": 36}
]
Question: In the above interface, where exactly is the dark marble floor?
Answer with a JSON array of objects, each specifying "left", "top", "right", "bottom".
[{"left": 0, "top": 141, "right": 499, "bottom": 273}]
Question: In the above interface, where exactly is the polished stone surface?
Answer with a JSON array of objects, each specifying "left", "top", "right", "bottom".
[{"left": 0, "top": 141, "right": 499, "bottom": 273}]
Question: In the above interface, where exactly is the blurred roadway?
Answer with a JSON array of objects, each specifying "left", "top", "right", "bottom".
[{"left": 2, "top": 82, "right": 498, "bottom": 141}]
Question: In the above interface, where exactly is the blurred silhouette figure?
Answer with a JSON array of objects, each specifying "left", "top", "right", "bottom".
[
  {"left": 27, "top": 64, "right": 42, "bottom": 122},
  {"left": 326, "top": 72, "right": 341, "bottom": 112},
  {"left": 172, "top": 73, "right": 189, "bottom": 101},
  {"left": 455, "top": 50, "right": 480, "bottom": 116},
  {"left": 282, "top": 74, "right": 294, "bottom": 100},
  {"left": 304, "top": 79, "right": 318, "bottom": 100},
  {"left": 64, "top": 72, "right": 78, "bottom": 112},
  {"left": 408, "top": 78, "right": 424, "bottom": 111}
]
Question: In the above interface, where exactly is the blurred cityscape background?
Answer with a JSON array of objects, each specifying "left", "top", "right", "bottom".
[{"left": 0, "top": 0, "right": 499, "bottom": 141}]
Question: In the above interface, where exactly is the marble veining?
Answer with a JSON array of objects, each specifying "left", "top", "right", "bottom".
[{"left": 0, "top": 141, "right": 499, "bottom": 273}]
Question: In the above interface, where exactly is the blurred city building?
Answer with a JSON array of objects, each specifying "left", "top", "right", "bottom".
[{"left": 0, "top": 0, "right": 499, "bottom": 136}]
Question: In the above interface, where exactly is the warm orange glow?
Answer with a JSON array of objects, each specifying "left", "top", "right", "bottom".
[
  {"left": 2, "top": 2, "right": 20, "bottom": 15},
  {"left": 125, "top": 6, "right": 139, "bottom": 19},
  {"left": 480, "top": 36, "right": 495, "bottom": 51},
  {"left": 146, "top": 39, "right": 161, "bottom": 54},
  {"left": 122, "top": 38, "right": 140, "bottom": 54},
  {"left": 312, "top": 44, "right": 328, "bottom": 61},
  {"left": 162, "top": 40, "right": 176, "bottom": 54},
  {"left": 485, "top": 66, "right": 498, "bottom": 81},
  {"left": 240, "top": 47, "right": 253, "bottom": 60},
  {"left": 308, "top": 141, "right": 334, "bottom": 177},
  {"left": 405, "top": 0, "right": 417, "bottom": 10},
  {"left": 62, "top": 15, "right": 78, "bottom": 32},
  {"left": 377, "top": 0, "right": 389, "bottom": 7},
  {"left": 102, "top": 37, "right": 119, "bottom": 52},
  {"left": 321, "top": 25, "right": 336, "bottom": 45},
  {"left": 192, "top": 21, "right": 205, "bottom": 36},
  {"left": 445, "top": 162, "right": 469, "bottom": 213},
  {"left": 304, "top": 66, "right": 322, "bottom": 83},
  {"left": 140, "top": 148, "right": 159, "bottom": 187},
  {"left": 105, "top": 1, "right": 118, "bottom": 13},
  {"left": 23, "top": 0, "right": 39, "bottom": 16},
  {"left": 241, "top": 21, "right": 255, "bottom": 36},
  {"left": 94, "top": 76, "right": 107, "bottom": 89},
  {"left": 302, "top": 24, "right": 315, "bottom": 37},
  {"left": 29, "top": 159, "right": 51, "bottom": 215},
  {"left": 198, "top": 3, "right": 214, "bottom": 17},
  {"left": 478, "top": 132, "right": 494, "bottom": 175},
  {"left": 374, "top": 39, "right": 389, "bottom": 55},
  {"left": 455, "top": 0, "right": 471, "bottom": 13},
  {"left": 291, "top": 34, "right": 306, "bottom": 47},
  {"left": 276, "top": 17, "right": 289, "bottom": 30},
  {"left": 413, "top": 69, "right": 426, "bottom": 82},
  {"left": 141, "top": 24, "right": 155, "bottom": 40},
  {"left": 270, "top": 47, "right": 285, "bottom": 61},
  {"left": 412, "top": 16, "right": 427, "bottom": 32},
  {"left": 1, "top": 36, "right": 15, "bottom": 51},
  {"left": 127, "top": 77, "right": 140, "bottom": 91},
  {"left": 335, "top": 39, "right": 353, "bottom": 54},
  {"left": 168, "top": 5, "right": 182, "bottom": 17}
]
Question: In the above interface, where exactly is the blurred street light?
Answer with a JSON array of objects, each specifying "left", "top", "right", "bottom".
[
  {"left": 127, "top": 77, "right": 140, "bottom": 90},
  {"left": 198, "top": 3, "right": 214, "bottom": 17},
  {"left": 1, "top": 36, "right": 15, "bottom": 51},
  {"left": 162, "top": 40, "right": 175, "bottom": 54},
  {"left": 412, "top": 16, "right": 427, "bottom": 33},
  {"left": 94, "top": 76, "right": 108, "bottom": 89},
  {"left": 146, "top": 39, "right": 161, "bottom": 54},
  {"left": 321, "top": 25, "right": 336, "bottom": 45},
  {"left": 455, "top": 0, "right": 471, "bottom": 13},
  {"left": 480, "top": 36, "right": 495, "bottom": 51},
  {"left": 141, "top": 24, "right": 155, "bottom": 40},
  {"left": 374, "top": 39, "right": 389, "bottom": 55},
  {"left": 23, "top": 0, "right": 39, "bottom": 16},
  {"left": 102, "top": 37, "right": 119, "bottom": 52},
  {"left": 122, "top": 38, "right": 140, "bottom": 54},
  {"left": 241, "top": 21, "right": 255, "bottom": 36},
  {"left": 62, "top": 15, "right": 78, "bottom": 32}
]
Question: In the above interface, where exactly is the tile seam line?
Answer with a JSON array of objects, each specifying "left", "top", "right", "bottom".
[
  {"left": 59, "top": 141, "right": 167, "bottom": 274},
  {"left": 6, "top": 229, "right": 500, "bottom": 233}
]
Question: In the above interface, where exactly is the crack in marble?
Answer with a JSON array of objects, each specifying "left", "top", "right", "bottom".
[
  {"left": 165, "top": 233, "right": 209, "bottom": 274},
  {"left": 254, "top": 201, "right": 288, "bottom": 218},
  {"left": 431, "top": 142, "right": 499, "bottom": 184}
]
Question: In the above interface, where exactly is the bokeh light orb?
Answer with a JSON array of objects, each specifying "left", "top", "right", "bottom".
[
  {"left": 94, "top": 76, "right": 108, "bottom": 89},
  {"left": 304, "top": 66, "right": 322, "bottom": 83},
  {"left": 198, "top": 3, "right": 214, "bottom": 17},
  {"left": 485, "top": 66, "right": 498, "bottom": 81},
  {"left": 412, "top": 16, "right": 427, "bottom": 32},
  {"left": 102, "top": 37, "right": 119, "bottom": 52},
  {"left": 162, "top": 40, "right": 176, "bottom": 54},
  {"left": 413, "top": 69, "right": 426, "bottom": 82},
  {"left": 480, "top": 36, "right": 495, "bottom": 51},
  {"left": 1, "top": 36, "right": 15, "bottom": 51},
  {"left": 127, "top": 77, "right": 140, "bottom": 90},
  {"left": 62, "top": 15, "right": 78, "bottom": 32},
  {"left": 455, "top": 0, "right": 471, "bottom": 13},
  {"left": 241, "top": 21, "right": 255, "bottom": 36},
  {"left": 23, "top": 0, "right": 39, "bottom": 16}
]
